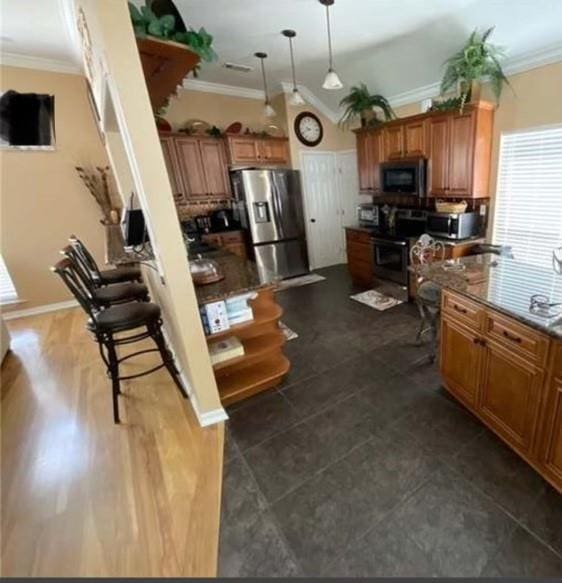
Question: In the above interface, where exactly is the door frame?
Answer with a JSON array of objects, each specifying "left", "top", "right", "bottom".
[{"left": 299, "top": 149, "right": 357, "bottom": 270}]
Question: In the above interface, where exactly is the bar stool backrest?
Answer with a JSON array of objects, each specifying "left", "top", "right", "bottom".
[
  {"left": 69, "top": 235, "right": 102, "bottom": 282},
  {"left": 410, "top": 234, "right": 445, "bottom": 266},
  {"left": 51, "top": 258, "right": 99, "bottom": 320}
]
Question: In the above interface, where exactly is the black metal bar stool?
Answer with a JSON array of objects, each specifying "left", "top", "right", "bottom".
[
  {"left": 52, "top": 258, "right": 187, "bottom": 424},
  {"left": 69, "top": 235, "right": 142, "bottom": 286},
  {"left": 62, "top": 245, "right": 150, "bottom": 308}
]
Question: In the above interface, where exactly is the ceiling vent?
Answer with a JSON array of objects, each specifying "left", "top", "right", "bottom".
[{"left": 223, "top": 62, "right": 253, "bottom": 73}]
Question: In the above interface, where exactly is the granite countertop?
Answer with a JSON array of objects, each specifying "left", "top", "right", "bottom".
[
  {"left": 411, "top": 254, "right": 562, "bottom": 339},
  {"left": 193, "top": 247, "right": 276, "bottom": 305},
  {"left": 345, "top": 225, "right": 484, "bottom": 247}
]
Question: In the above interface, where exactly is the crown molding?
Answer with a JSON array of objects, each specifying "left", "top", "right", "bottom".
[
  {"left": 182, "top": 78, "right": 265, "bottom": 100},
  {"left": 0, "top": 51, "right": 81, "bottom": 75},
  {"left": 387, "top": 81, "right": 440, "bottom": 108},
  {"left": 503, "top": 42, "right": 562, "bottom": 76},
  {"left": 280, "top": 82, "right": 340, "bottom": 124},
  {"left": 58, "top": 0, "right": 82, "bottom": 65}
]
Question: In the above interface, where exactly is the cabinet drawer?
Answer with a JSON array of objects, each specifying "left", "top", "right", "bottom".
[
  {"left": 220, "top": 231, "right": 244, "bottom": 244},
  {"left": 442, "top": 290, "right": 484, "bottom": 331},
  {"left": 346, "top": 229, "right": 372, "bottom": 245},
  {"left": 485, "top": 312, "right": 549, "bottom": 366}
]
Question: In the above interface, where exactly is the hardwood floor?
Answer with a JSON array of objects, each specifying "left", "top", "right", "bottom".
[{"left": 1, "top": 308, "right": 224, "bottom": 577}]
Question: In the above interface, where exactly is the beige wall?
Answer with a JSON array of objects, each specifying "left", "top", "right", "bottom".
[
  {"left": 78, "top": 0, "right": 222, "bottom": 420},
  {"left": 0, "top": 66, "right": 110, "bottom": 313}
]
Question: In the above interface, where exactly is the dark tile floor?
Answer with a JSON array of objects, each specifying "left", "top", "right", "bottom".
[{"left": 218, "top": 265, "right": 562, "bottom": 577}]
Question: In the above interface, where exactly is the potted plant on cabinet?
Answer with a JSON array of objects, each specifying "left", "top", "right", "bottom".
[
  {"left": 439, "top": 26, "right": 510, "bottom": 111},
  {"left": 338, "top": 84, "right": 395, "bottom": 127}
]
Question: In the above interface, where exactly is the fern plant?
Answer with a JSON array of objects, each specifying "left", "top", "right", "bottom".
[
  {"left": 440, "top": 27, "right": 510, "bottom": 110},
  {"left": 338, "top": 84, "right": 395, "bottom": 127},
  {"left": 128, "top": 1, "right": 217, "bottom": 64}
]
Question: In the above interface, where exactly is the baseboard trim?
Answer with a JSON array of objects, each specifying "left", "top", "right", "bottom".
[
  {"left": 160, "top": 325, "right": 228, "bottom": 428},
  {"left": 2, "top": 299, "right": 79, "bottom": 320}
]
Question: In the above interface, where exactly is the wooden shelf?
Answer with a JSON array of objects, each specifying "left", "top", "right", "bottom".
[
  {"left": 212, "top": 331, "right": 286, "bottom": 374},
  {"left": 206, "top": 303, "right": 283, "bottom": 342},
  {"left": 218, "top": 354, "right": 290, "bottom": 406},
  {"left": 136, "top": 37, "right": 200, "bottom": 112}
]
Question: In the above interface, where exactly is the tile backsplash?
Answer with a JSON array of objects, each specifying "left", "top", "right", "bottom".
[{"left": 175, "top": 198, "right": 232, "bottom": 220}]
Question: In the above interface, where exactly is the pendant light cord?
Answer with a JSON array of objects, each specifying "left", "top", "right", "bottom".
[
  {"left": 325, "top": 4, "right": 334, "bottom": 70},
  {"left": 260, "top": 57, "right": 270, "bottom": 103},
  {"left": 289, "top": 37, "right": 298, "bottom": 90}
]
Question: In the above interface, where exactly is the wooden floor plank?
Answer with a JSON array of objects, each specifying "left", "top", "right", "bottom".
[{"left": 1, "top": 308, "right": 223, "bottom": 577}]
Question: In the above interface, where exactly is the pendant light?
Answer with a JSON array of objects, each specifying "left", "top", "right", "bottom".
[
  {"left": 319, "top": 0, "right": 343, "bottom": 90},
  {"left": 255, "top": 52, "right": 276, "bottom": 118},
  {"left": 282, "top": 29, "right": 305, "bottom": 106}
]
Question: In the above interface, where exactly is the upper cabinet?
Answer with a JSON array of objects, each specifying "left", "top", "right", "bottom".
[
  {"left": 160, "top": 134, "right": 231, "bottom": 203},
  {"left": 355, "top": 101, "right": 494, "bottom": 199},
  {"left": 226, "top": 135, "right": 290, "bottom": 166}
]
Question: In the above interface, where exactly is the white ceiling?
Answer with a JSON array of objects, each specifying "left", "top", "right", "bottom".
[{"left": 2, "top": 0, "right": 562, "bottom": 114}]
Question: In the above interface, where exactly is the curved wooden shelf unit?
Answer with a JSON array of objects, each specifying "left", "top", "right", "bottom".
[
  {"left": 213, "top": 331, "right": 286, "bottom": 375},
  {"left": 218, "top": 354, "right": 290, "bottom": 407}
]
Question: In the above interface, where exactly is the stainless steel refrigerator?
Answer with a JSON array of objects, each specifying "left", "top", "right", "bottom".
[{"left": 230, "top": 169, "right": 310, "bottom": 282}]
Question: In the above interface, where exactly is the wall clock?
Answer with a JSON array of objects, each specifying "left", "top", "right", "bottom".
[{"left": 294, "top": 111, "right": 323, "bottom": 147}]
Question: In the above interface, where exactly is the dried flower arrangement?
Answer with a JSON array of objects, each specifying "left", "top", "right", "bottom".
[{"left": 75, "top": 165, "right": 120, "bottom": 225}]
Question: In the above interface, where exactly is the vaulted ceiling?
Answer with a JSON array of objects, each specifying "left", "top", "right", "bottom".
[{"left": 2, "top": 0, "right": 562, "bottom": 116}]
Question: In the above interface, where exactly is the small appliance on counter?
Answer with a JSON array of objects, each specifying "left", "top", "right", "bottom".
[
  {"left": 357, "top": 204, "right": 379, "bottom": 228},
  {"left": 426, "top": 211, "right": 481, "bottom": 240},
  {"left": 210, "top": 208, "right": 239, "bottom": 232},
  {"left": 194, "top": 215, "right": 212, "bottom": 234}
]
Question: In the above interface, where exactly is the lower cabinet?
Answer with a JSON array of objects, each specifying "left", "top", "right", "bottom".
[
  {"left": 202, "top": 231, "right": 247, "bottom": 259},
  {"left": 440, "top": 289, "right": 562, "bottom": 494},
  {"left": 346, "top": 228, "right": 373, "bottom": 286}
]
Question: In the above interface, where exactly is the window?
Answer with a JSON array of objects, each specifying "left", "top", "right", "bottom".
[
  {"left": 492, "top": 124, "right": 562, "bottom": 270},
  {"left": 0, "top": 255, "right": 18, "bottom": 303}
]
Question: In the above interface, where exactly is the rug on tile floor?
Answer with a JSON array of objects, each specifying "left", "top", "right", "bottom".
[
  {"left": 279, "top": 321, "right": 298, "bottom": 340},
  {"left": 350, "top": 289, "right": 404, "bottom": 311},
  {"left": 276, "top": 273, "right": 326, "bottom": 291}
]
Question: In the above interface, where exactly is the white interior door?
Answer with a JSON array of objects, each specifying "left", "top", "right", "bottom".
[
  {"left": 300, "top": 152, "right": 343, "bottom": 269},
  {"left": 336, "top": 150, "right": 360, "bottom": 261}
]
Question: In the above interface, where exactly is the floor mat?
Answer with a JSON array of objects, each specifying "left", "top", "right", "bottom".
[
  {"left": 276, "top": 273, "right": 326, "bottom": 291},
  {"left": 279, "top": 321, "right": 298, "bottom": 341},
  {"left": 350, "top": 289, "right": 404, "bottom": 311}
]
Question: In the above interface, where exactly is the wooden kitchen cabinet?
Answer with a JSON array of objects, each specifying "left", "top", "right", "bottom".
[
  {"left": 356, "top": 130, "right": 382, "bottom": 193},
  {"left": 345, "top": 228, "right": 373, "bottom": 286},
  {"left": 382, "top": 125, "right": 404, "bottom": 160},
  {"left": 226, "top": 135, "right": 290, "bottom": 166},
  {"left": 355, "top": 101, "right": 494, "bottom": 199},
  {"left": 440, "top": 288, "right": 562, "bottom": 494},
  {"left": 159, "top": 133, "right": 231, "bottom": 202},
  {"left": 202, "top": 230, "right": 247, "bottom": 259}
]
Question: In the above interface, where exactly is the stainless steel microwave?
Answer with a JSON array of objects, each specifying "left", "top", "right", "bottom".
[
  {"left": 427, "top": 211, "right": 481, "bottom": 240},
  {"left": 380, "top": 159, "right": 426, "bottom": 197}
]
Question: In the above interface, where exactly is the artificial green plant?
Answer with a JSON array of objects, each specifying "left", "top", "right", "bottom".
[{"left": 338, "top": 83, "right": 395, "bottom": 127}]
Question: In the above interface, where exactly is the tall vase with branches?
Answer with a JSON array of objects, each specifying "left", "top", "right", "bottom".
[
  {"left": 440, "top": 26, "right": 511, "bottom": 111},
  {"left": 76, "top": 165, "right": 120, "bottom": 225},
  {"left": 338, "top": 83, "right": 395, "bottom": 128}
]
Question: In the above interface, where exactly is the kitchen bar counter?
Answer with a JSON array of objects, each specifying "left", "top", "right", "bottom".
[{"left": 412, "top": 254, "right": 562, "bottom": 339}]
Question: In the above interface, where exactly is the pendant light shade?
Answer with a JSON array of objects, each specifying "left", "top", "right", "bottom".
[
  {"left": 319, "top": 0, "right": 343, "bottom": 90},
  {"left": 282, "top": 29, "right": 306, "bottom": 106},
  {"left": 255, "top": 52, "right": 276, "bottom": 118}
]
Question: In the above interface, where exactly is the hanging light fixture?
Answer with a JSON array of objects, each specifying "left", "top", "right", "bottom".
[
  {"left": 319, "top": 0, "right": 343, "bottom": 90},
  {"left": 255, "top": 52, "right": 276, "bottom": 118},
  {"left": 281, "top": 29, "right": 305, "bottom": 106}
]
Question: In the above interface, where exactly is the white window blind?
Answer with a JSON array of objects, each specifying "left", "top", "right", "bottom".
[
  {"left": 0, "top": 255, "right": 18, "bottom": 303},
  {"left": 492, "top": 124, "right": 562, "bottom": 270}
]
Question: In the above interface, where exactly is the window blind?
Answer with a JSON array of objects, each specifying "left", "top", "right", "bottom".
[
  {"left": 0, "top": 255, "right": 18, "bottom": 303},
  {"left": 492, "top": 124, "right": 562, "bottom": 270}
]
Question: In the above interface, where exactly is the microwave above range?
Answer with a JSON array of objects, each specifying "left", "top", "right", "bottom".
[{"left": 380, "top": 159, "right": 426, "bottom": 197}]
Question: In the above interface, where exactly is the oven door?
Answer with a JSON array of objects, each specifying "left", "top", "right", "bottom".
[{"left": 372, "top": 238, "right": 409, "bottom": 285}]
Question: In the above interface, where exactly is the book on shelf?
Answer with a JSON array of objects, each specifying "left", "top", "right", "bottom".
[{"left": 208, "top": 336, "right": 245, "bottom": 366}]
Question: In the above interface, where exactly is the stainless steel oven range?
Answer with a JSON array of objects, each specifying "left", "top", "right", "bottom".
[{"left": 372, "top": 235, "right": 409, "bottom": 286}]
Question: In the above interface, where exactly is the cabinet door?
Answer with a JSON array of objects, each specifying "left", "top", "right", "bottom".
[
  {"left": 404, "top": 120, "right": 426, "bottom": 157},
  {"left": 261, "top": 138, "right": 289, "bottom": 164},
  {"left": 440, "top": 316, "right": 482, "bottom": 408},
  {"left": 427, "top": 116, "right": 449, "bottom": 197},
  {"left": 356, "top": 132, "right": 372, "bottom": 192},
  {"left": 447, "top": 112, "right": 474, "bottom": 196},
  {"left": 369, "top": 131, "right": 383, "bottom": 192},
  {"left": 382, "top": 125, "right": 404, "bottom": 160},
  {"left": 227, "top": 137, "right": 261, "bottom": 164},
  {"left": 479, "top": 340, "right": 543, "bottom": 456},
  {"left": 175, "top": 137, "right": 207, "bottom": 198},
  {"left": 159, "top": 136, "right": 185, "bottom": 203},
  {"left": 199, "top": 138, "right": 230, "bottom": 197}
]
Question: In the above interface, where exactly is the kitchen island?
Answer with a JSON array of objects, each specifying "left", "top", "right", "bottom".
[
  {"left": 193, "top": 246, "right": 290, "bottom": 407},
  {"left": 415, "top": 254, "right": 562, "bottom": 494}
]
